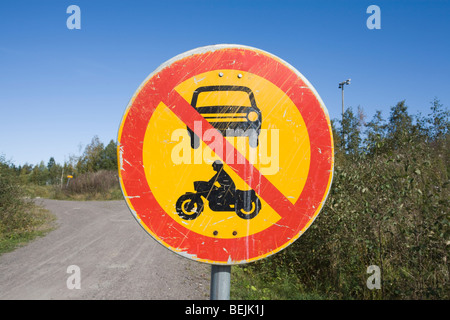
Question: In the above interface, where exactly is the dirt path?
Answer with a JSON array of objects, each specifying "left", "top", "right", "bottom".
[{"left": 0, "top": 199, "right": 210, "bottom": 299}]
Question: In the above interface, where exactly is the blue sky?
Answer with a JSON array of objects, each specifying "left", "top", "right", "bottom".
[{"left": 1, "top": 0, "right": 449, "bottom": 166}]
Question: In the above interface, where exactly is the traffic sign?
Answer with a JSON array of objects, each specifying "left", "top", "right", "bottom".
[{"left": 118, "top": 44, "right": 334, "bottom": 265}]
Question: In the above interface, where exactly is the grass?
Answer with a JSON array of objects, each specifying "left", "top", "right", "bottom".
[
  {"left": 24, "top": 184, "right": 123, "bottom": 201},
  {"left": 22, "top": 184, "right": 54, "bottom": 199},
  {"left": 1, "top": 163, "right": 57, "bottom": 255},
  {"left": 231, "top": 265, "right": 326, "bottom": 300},
  {"left": 0, "top": 203, "right": 56, "bottom": 255}
]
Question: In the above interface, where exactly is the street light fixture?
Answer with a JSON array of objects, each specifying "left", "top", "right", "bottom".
[
  {"left": 338, "top": 79, "right": 351, "bottom": 122},
  {"left": 339, "top": 79, "right": 351, "bottom": 145}
]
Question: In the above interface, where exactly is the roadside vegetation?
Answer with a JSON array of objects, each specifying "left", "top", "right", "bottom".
[
  {"left": 4, "top": 136, "right": 121, "bottom": 201},
  {"left": 1, "top": 98, "right": 448, "bottom": 299},
  {"left": 1, "top": 137, "right": 120, "bottom": 254},
  {"left": 232, "top": 98, "right": 449, "bottom": 300},
  {"left": 0, "top": 157, "right": 56, "bottom": 255}
]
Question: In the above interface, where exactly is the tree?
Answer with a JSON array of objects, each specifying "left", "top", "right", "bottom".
[
  {"left": 364, "top": 110, "right": 387, "bottom": 155},
  {"left": 386, "top": 100, "right": 413, "bottom": 149},
  {"left": 47, "top": 157, "right": 56, "bottom": 170},
  {"left": 427, "top": 97, "right": 449, "bottom": 141},
  {"left": 99, "top": 140, "right": 117, "bottom": 171},
  {"left": 77, "top": 136, "right": 105, "bottom": 173},
  {"left": 339, "top": 107, "right": 362, "bottom": 155},
  {"left": 30, "top": 161, "right": 49, "bottom": 185},
  {"left": 47, "top": 157, "right": 62, "bottom": 185}
]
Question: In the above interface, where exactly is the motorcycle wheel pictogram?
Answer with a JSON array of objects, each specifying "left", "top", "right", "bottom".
[
  {"left": 235, "top": 197, "right": 261, "bottom": 220},
  {"left": 176, "top": 194, "right": 204, "bottom": 220}
]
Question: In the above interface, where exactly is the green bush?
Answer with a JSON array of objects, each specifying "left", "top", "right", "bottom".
[
  {"left": 0, "top": 157, "right": 55, "bottom": 254},
  {"left": 0, "top": 158, "right": 33, "bottom": 234},
  {"left": 55, "top": 170, "right": 121, "bottom": 200},
  {"left": 242, "top": 99, "right": 449, "bottom": 300}
]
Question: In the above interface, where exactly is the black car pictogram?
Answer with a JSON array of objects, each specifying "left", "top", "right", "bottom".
[{"left": 187, "top": 85, "right": 262, "bottom": 149}]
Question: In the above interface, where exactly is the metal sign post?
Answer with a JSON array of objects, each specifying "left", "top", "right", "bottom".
[{"left": 210, "top": 265, "right": 231, "bottom": 300}]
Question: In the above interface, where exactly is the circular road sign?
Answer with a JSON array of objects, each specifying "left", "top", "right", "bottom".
[{"left": 118, "top": 44, "right": 334, "bottom": 265}]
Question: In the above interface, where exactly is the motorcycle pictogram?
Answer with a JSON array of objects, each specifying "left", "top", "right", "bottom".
[{"left": 175, "top": 161, "right": 262, "bottom": 220}]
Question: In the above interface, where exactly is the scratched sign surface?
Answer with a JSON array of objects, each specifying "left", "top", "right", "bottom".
[{"left": 118, "top": 44, "right": 334, "bottom": 264}]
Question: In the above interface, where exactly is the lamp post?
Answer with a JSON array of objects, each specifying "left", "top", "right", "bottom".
[
  {"left": 338, "top": 79, "right": 351, "bottom": 144},
  {"left": 338, "top": 79, "right": 351, "bottom": 121}
]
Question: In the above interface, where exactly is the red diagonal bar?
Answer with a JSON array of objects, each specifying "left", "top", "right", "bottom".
[{"left": 163, "top": 89, "right": 297, "bottom": 218}]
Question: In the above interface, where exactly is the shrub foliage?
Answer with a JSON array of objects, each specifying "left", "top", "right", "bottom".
[
  {"left": 248, "top": 98, "right": 449, "bottom": 299},
  {"left": 2, "top": 98, "right": 449, "bottom": 298}
]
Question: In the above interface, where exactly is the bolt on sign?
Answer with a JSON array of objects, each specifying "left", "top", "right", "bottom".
[{"left": 118, "top": 44, "right": 334, "bottom": 265}]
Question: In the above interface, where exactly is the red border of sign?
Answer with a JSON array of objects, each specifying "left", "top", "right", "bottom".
[{"left": 118, "top": 45, "right": 333, "bottom": 264}]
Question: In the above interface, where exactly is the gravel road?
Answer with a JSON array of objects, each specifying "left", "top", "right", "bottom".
[{"left": 0, "top": 199, "right": 210, "bottom": 300}]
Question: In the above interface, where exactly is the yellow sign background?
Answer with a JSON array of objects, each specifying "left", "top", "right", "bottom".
[{"left": 142, "top": 69, "right": 311, "bottom": 239}]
